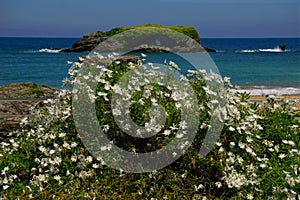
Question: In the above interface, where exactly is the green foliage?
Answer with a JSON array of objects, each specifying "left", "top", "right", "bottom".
[
  {"left": 0, "top": 56, "right": 299, "bottom": 199},
  {"left": 97, "top": 24, "right": 200, "bottom": 43}
]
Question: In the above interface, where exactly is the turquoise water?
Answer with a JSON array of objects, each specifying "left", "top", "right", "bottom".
[
  {"left": 202, "top": 38, "right": 300, "bottom": 88},
  {"left": 0, "top": 37, "right": 299, "bottom": 93},
  {"left": 0, "top": 38, "right": 82, "bottom": 88}
]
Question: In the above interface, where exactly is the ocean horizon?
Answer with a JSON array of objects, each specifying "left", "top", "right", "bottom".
[{"left": 0, "top": 37, "right": 299, "bottom": 95}]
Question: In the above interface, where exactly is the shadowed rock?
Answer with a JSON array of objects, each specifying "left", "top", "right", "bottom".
[{"left": 0, "top": 82, "right": 56, "bottom": 141}]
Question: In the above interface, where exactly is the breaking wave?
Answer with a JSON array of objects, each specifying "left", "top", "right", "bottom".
[
  {"left": 235, "top": 86, "right": 300, "bottom": 96},
  {"left": 38, "top": 48, "right": 61, "bottom": 53},
  {"left": 236, "top": 46, "right": 288, "bottom": 53}
]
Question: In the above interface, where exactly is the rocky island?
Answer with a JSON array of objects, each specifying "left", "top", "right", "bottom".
[{"left": 61, "top": 24, "right": 216, "bottom": 53}]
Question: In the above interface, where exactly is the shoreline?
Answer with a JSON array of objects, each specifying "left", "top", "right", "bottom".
[
  {"left": 235, "top": 87, "right": 300, "bottom": 96},
  {"left": 249, "top": 95, "right": 300, "bottom": 110}
]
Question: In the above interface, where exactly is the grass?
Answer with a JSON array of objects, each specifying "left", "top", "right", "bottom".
[{"left": 84, "top": 24, "right": 201, "bottom": 43}]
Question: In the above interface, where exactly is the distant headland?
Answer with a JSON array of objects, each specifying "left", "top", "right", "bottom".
[{"left": 61, "top": 24, "right": 216, "bottom": 53}]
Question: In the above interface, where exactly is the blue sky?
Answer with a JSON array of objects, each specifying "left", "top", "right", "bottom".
[{"left": 0, "top": 0, "right": 299, "bottom": 38}]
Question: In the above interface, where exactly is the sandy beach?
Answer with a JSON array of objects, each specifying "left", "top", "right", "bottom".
[{"left": 250, "top": 94, "right": 300, "bottom": 110}]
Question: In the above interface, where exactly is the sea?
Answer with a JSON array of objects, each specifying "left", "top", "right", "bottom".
[{"left": 0, "top": 37, "right": 299, "bottom": 95}]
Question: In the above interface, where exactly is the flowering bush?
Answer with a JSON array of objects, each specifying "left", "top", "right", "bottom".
[{"left": 0, "top": 54, "right": 299, "bottom": 199}]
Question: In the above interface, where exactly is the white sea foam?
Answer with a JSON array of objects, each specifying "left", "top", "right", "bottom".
[
  {"left": 237, "top": 47, "right": 286, "bottom": 53},
  {"left": 239, "top": 49, "right": 257, "bottom": 53},
  {"left": 39, "top": 48, "right": 61, "bottom": 53},
  {"left": 235, "top": 87, "right": 300, "bottom": 96},
  {"left": 258, "top": 47, "right": 283, "bottom": 52}
]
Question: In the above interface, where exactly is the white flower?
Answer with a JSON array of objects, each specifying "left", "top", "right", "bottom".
[
  {"left": 175, "top": 102, "right": 182, "bottom": 109},
  {"left": 215, "top": 181, "right": 222, "bottom": 188},
  {"left": 237, "top": 156, "right": 244, "bottom": 164},
  {"left": 1, "top": 166, "right": 9, "bottom": 175},
  {"left": 218, "top": 147, "right": 224, "bottom": 153},
  {"left": 2, "top": 177, "right": 8, "bottom": 184},
  {"left": 49, "top": 149, "right": 56, "bottom": 155},
  {"left": 246, "top": 193, "right": 254, "bottom": 200},
  {"left": 71, "top": 142, "right": 77, "bottom": 148},
  {"left": 53, "top": 157, "right": 62, "bottom": 165},
  {"left": 162, "top": 130, "right": 171, "bottom": 136},
  {"left": 179, "top": 121, "right": 188, "bottom": 129},
  {"left": 78, "top": 170, "right": 88, "bottom": 180},
  {"left": 86, "top": 156, "right": 93, "bottom": 163},
  {"left": 59, "top": 132, "right": 66, "bottom": 138},
  {"left": 238, "top": 142, "right": 245, "bottom": 149},
  {"left": 228, "top": 126, "right": 235, "bottom": 131},
  {"left": 3, "top": 185, "right": 9, "bottom": 190},
  {"left": 194, "top": 184, "right": 204, "bottom": 191},
  {"left": 246, "top": 136, "right": 253, "bottom": 143},
  {"left": 112, "top": 84, "right": 122, "bottom": 94},
  {"left": 211, "top": 99, "right": 219, "bottom": 104},
  {"left": 53, "top": 175, "right": 61, "bottom": 182},
  {"left": 279, "top": 154, "right": 286, "bottom": 159},
  {"left": 78, "top": 154, "right": 85, "bottom": 161},
  {"left": 169, "top": 61, "right": 180, "bottom": 70},
  {"left": 246, "top": 146, "right": 256, "bottom": 156},
  {"left": 150, "top": 98, "right": 158, "bottom": 106},
  {"left": 224, "top": 76, "right": 231, "bottom": 83},
  {"left": 38, "top": 146, "right": 47, "bottom": 153},
  {"left": 49, "top": 134, "right": 56, "bottom": 139},
  {"left": 103, "top": 125, "right": 110, "bottom": 132},
  {"left": 37, "top": 174, "right": 46, "bottom": 182},
  {"left": 66, "top": 170, "right": 71, "bottom": 176},
  {"left": 112, "top": 108, "right": 121, "bottom": 116},
  {"left": 71, "top": 155, "right": 77, "bottom": 162},
  {"left": 288, "top": 140, "right": 295, "bottom": 146},
  {"left": 282, "top": 140, "right": 296, "bottom": 146},
  {"left": 92, "top": 163, "right": 100, "bottom": 169},
  {"left": 216, "top": 142, "right": 222, "bottom": 147},
  {"left": 230, "top": 142, "right": 235, "bottom": 148},
  {"left": 63, "top": 141, "right": 70, "bottom": 149},
  {"left": 260, "top": 164, "right": 267, "bottom": 168}
]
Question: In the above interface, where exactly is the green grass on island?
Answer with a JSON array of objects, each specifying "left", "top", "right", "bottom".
[{"left": 84, "top": 24, "right": 201, "bottom": 42}]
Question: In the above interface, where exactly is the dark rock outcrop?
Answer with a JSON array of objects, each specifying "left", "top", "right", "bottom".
[
  {"left": 277, "top": 45, "right": 286, "bottom": 51},
  {"left": 203, "top": 46, "right": 217, "bottom": 52},
  {"left": 61, "top": 37, "right": 107, "bottom": 53},
  {"left": 0, "top": 83, "right": 56, "bottom": 141}
]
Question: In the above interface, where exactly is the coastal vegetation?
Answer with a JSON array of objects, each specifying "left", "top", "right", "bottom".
[
  {"left": 0, "top": 55, "right": 299, "bottom": 199},
  {"left": 87, "top": 24, "right": 200, "bottom": 42}
]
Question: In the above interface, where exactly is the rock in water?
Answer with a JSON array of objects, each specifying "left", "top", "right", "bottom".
[{"left": 277, "top": 45, "right": 286, "bottom": 51}]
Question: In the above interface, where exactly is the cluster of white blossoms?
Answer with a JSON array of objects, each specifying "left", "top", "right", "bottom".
[
  {"left": 215, "top": 88, "right": 300, "bottom": 199},
  {"left": 0, "top": 53, "right": 299, "bottom": 199}
]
